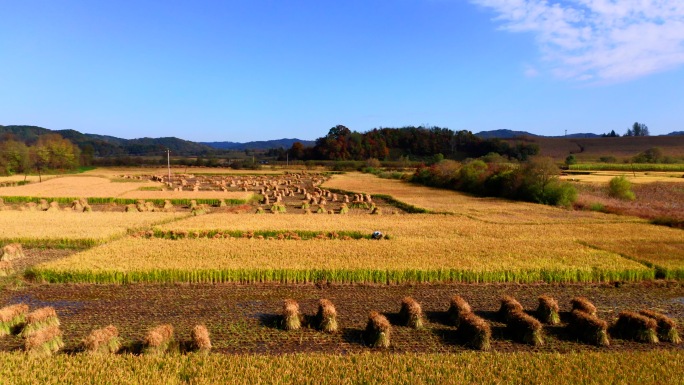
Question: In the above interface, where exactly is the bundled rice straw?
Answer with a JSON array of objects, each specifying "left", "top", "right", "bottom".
[
  {"left": 568, "top": 310, "right": 609, "bottom": 347},
  {"left": 143, "top": 324, "right": 174, "bottom": 355},
  {"left": 82, "top": 325, "right": 121, "bottom": 354},
  {"left": 24, "top": 325, "right": 64, "bottom": 355},
  {"left": 571, "top": 297, "right": 597, "bottom": 316},
  {"left": 457, "top": 312, "right": 491, "bottom": 351},
  {"left": 315, "top": 299, "right": 338, "bottom": 333},
  {"left": 399, "top": 297, "right": 424, "bottom": 329},
  {"left": 507, "top": 310, "right": 544, "bottom": 346},
  {"left": 1, "top": 303, "right": 29, "bottom": 337},
  {"left": 498, "top": 296, "right": 523, "bottom": 323},
  {"left": 536, "top": 295, "right": 560, "bottom": 325},
  {"left": 639, "top": 310, "right": 681, "bottom": 344},
  {"left": 447, "top": 295, "right": 472, "bottom": 328},
  {"left": 282, "top": 299, "right": 301, "bottom": 331},
  {"left": 611, "top": 311, "right": 659, "bottom": 343},
  {"left": 365, "top": 311, "right": 391, "bottom": 348},
  {"left": 190, "top": 325, "right": 212, "bottom": 352}
]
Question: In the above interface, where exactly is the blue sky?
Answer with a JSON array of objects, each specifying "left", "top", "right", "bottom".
[{"left": 1, "top": 0, "right": 683, "bottom": 142}]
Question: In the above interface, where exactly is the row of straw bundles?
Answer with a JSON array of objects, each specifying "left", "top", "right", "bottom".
[
  {"left": 498, "top": 296, "right": 544, "bottom": 346},
  {"left": 283, "top": 299, "right": 339, "bottom": 333},
  {"left": 83, "top": 324, "right": 210, "bottom": 354},
  {"left": 0, "top": 304, "right": 29, "bottom": 337},
  {"left": 21, "top": 307, "right": 64, "bottom": 355},
  {"left": 448, "top": 296, "right": 491, "bottom": 351}
]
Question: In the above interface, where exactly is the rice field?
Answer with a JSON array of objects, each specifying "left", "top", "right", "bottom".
[
  {"left": 0, "top": 351, "right": 682, "bottom": 385},
  {"left": 0, "top": 176, "right": 253, "bottom": 202},
  {"left": 0, "top": 211, "right": 186, "bottom": 248},
  {"left": 2, "top": 168, "right": 683, "bottom": 384},
  {"left": 322, "top": 173, "right": 644, "bottom": 223},
  {"left": 31, "top": 236, "right": 651, "bottom": 283}
]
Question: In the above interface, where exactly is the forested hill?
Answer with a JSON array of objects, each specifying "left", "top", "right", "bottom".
[
  {"left": 0, "top": 125, "right": 215, "bottom": 156},
  {"left": 202, "top": 138, "right": 315, "bottom": 150}
]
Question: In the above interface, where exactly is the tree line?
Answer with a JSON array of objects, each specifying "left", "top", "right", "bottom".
[
  {"left": 277, "top": 125, "right": 540, "bottom": 162},
  {"left": 0, "top": 133, "right": 81, "bottom": 176}
]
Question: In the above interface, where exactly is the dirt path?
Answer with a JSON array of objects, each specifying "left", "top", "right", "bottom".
[{"left": 1, "top": 281, "right": 682, "bottom": 354}]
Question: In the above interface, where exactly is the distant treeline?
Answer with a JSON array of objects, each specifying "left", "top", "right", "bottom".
[{"left": 274, "top": 125, "right": 540, "bottom": 162}]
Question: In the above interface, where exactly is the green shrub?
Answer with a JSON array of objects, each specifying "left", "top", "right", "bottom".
[{"left": 608, "top": 176, "right": 635, "bottom": 200}]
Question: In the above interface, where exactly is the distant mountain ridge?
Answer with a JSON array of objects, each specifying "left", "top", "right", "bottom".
[{"left": 201, "top": 138, "right": 315, "bottom": 150}]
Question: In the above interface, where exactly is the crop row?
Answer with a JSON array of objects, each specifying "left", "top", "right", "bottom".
[
  {"left": 0, "top": 196, "right": 245, "bottom": 207},
  {"left": 135, "top": 229, "right": 385, "bottom": 241}
]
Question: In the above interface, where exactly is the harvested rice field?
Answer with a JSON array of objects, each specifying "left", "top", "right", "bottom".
[{"left": 1, "top": 169, "right": 683, "bottom": 384}]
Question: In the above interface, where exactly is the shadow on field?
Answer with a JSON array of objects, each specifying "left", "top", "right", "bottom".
[
  {"left": 425, "top": 310, "right": 450, "bottom": 326},
  {"left": 258, "top": 313, "right": 282, "bottom": 329},
  {"left": 341, "top": 328, "right": 365, "bottom": 346}
]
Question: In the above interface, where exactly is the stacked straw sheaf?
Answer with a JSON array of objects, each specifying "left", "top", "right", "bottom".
[
  {"left": 447, "top": 296, "right": 472, "bottom": 328},
  {"left": 282, "top": 299, "right": 301, "bottom": 331},
  {"left": 1, "top": 303, "right": 29, "bottom": 337},
  {"left": 190, "top": 325, "right": 212, "bottom": 353},
  {"left": 143, "top": 324, "right": 174, "bottom": 354},
  {"left": 639, "top": 310, "right": 681, "bottom": 344},
  {"left": 448, "top": 296, "right": 490, "bottom": 351},
  {"left": 571, "top": 297, "right": 597, "bottom": 316},
  {"left": 82, "top": 325, "right": 121, "bottom": 354},
  {"left": 20, "top": 307, "right": 64, "bottom": 355},
  {"left": 536, "top": 296, "right": 561, "bottom": 325},
  {"left": 611, "top": 311, "right": 659, "bottom": 343},
  {"left": 567, "top": 297, "right": 609, "bottom": 347},
  {"left": 365, "top": 311, "right": 391, "bottom": 348},
  {"left": 399, "top": 297, "right": 424, "bottom": 329},
  {"left": 315, "top": 299, "right": 338, "bottom": 333},
  {"left": 499, "top": 296, "right": 543, "bottom": 346}
]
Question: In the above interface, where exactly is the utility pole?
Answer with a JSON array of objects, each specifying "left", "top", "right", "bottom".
[
  {"left": 167, "top": 149, "right": 171, "bottom": 183},
  {"left": 286, "top": 152, "right": 289, "bottom": 168}
]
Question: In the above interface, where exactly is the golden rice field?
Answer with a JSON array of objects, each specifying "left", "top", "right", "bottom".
[
  {"left": 0, "top": 211, "right": 186, "bottom": 248},
  {"left": 0, "top": 351, "right": 682, "bottom": 385},
  {"left": 321, "top": 173, "right": 642, "bottom": 224},
  {"left": 0, "top": 176, "right": 161, "bottom": 198},
  {"left": 31, "top": 212, "right": 678, "bottom": 283},
  {"left": 0, "top": 176, "right": 253, "bottom": 201}
]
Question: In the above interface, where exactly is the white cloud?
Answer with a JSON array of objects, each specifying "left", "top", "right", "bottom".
[{"left": 471, "top": 0, "right": 684, "bottom": 83}]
